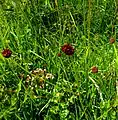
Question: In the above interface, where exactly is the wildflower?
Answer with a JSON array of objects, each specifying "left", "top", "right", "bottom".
[
  {"left": 26, "top": 75, "right": 31, "bottom": 81},
  {"left": 25, "top": 75, "right": 31, "bottom": 87},
  {"left": 39, "top": 77, "right": 44, "bottom": 84},
  {"left": 39, "top": 77, "right": 45, "bottom": 88},
  {"left": 61, "top": 43, "right": 74, "bottom": 55},
  {"left": 2, "top": 48, "right": 12, "bottom": 58},
  {"left": 57, "top": 53, "right": 61, "bottom": 57},
  {"left": 91, "top": 66, "right": 98, "bottom": 73},
  {"left": 45, "top": 73, "right": 54, "bottom": 79},
  {"left": 109, "top": 37, "right": 115, "bottom": 44},
  {"left": 31, "top": 68, "right": 45, "bottom": 75},
  {"left": 25, "top": 68, "right": 54, "bottom": 89}
]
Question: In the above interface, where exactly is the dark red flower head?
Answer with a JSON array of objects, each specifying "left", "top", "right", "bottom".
[
  {"left": 109, "top": 37, "right": 115, "bottom": 44},
  {"left": 2, "top": 48, "right": 12, "bottom": 58},
  {"left": 91, "top": 66, "right": 98, "bottom": 73},
  {"left": 61, "top": 43, "right": 74, "bottom": 55}
]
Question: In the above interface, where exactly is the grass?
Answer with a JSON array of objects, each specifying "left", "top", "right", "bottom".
[{"left": 0, "top": 0, "right": 118, "bottom": 119}]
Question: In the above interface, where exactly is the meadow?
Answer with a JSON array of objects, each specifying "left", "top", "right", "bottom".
[{"left": 0, "top": 0, "right": 118, "bottom": 119}]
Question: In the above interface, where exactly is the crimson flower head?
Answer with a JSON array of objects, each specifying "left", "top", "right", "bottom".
[
  {"left": 61, "top": 43, "right": 74, "bottom": 55},
  {"left": 2, "top": 48, "right": 12, "bottom": 58},
  {"left": 91, "top": 66, "right": 98, "bottom": 73}
]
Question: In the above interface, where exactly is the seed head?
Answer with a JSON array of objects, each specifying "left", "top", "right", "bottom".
[
  {"left": 61, "top": 43, "right": 74, "bottom": 55},
  {"left": 109, "top": 37, "right": 115, "bottom": 44},
  {"left": 2, "top": 48, "right": 12, "bottom": 58},
  {"left": 57, "top": 53, "right": 61, "bottom": 57},
  {"left": 91, "top": 66, "right": 98, "bottom": 73}
]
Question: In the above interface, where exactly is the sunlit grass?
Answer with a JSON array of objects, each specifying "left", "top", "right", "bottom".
[{"left": 0, "top": 0, "right": 117, "bottom": 119}]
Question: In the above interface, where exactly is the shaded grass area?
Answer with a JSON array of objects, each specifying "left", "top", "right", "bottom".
[{"left": 0, "top": 0, "right": 117, "bottom": 119}]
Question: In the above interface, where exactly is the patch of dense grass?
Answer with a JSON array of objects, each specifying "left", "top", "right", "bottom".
[{"left": 0, "top": 0, "right": 118, "bottom": 119}]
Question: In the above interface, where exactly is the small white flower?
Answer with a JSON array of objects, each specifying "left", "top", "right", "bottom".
[
  {"left": 45, "top": 73, "right": 54, "bottom": 79},
  {"left": 37, "top": 68, "right": 46, "bottom": 75},
  {"left": 26, "top": 75, "right": 31, "bottom": 81}
]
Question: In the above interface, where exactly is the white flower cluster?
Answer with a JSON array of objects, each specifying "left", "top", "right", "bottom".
[
  {"left": 31, "top": 68, "right": 54, "bottom": 79},
  {"left": 25, "top": 68, "right": 54, "bottom": 89}
]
